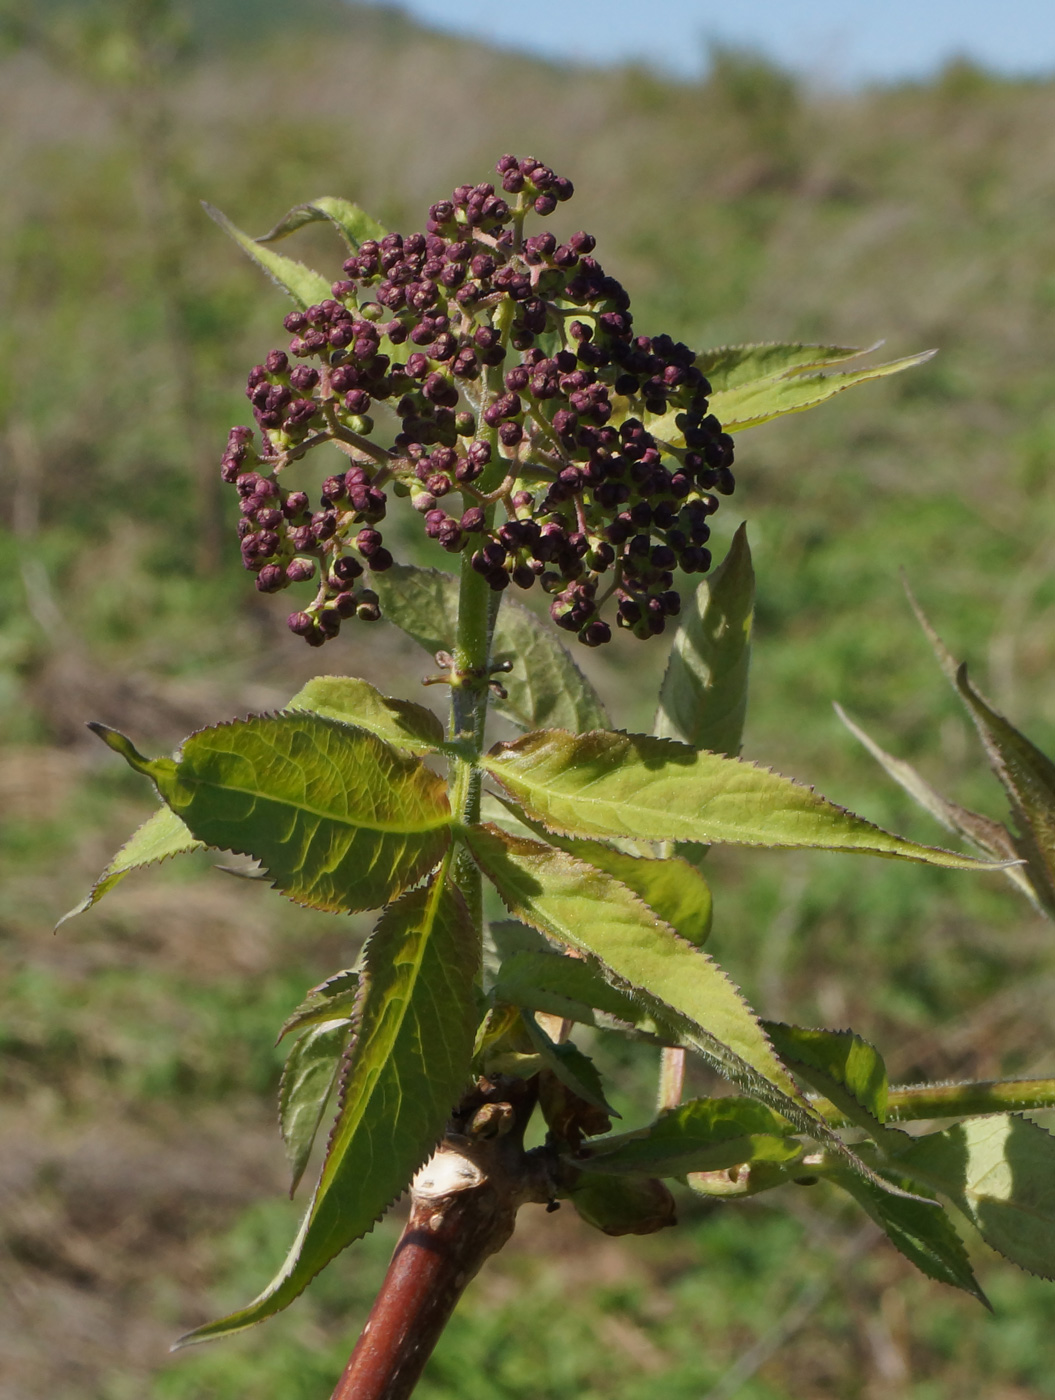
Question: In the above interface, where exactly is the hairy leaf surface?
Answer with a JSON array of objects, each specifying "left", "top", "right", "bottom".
[
  {"left": 203, "top": 202, "right": 332, "bottom": 307},
  {"left": 98, "top": 715, "right": 451, "bottom": 913},
  {"left": 279, "top": 1022, "right": 350, "bottom": 1196},
  {"left": 764, "top": 1022, "right": 891, "bottom": 1138},
  {"left": 484, "top": 729, "right": 1002, "bottom": 868},
  {"left": 466, "top": 825, "right": 815, "bottom": 1124},
  {"left": 287, "top": 676, "right": 445, "bottom": 756},
  {"left": 655, "top": 521, "right": 754, "bottom": 757},
  {"left": 895, "top": 1115, "right": 1055, "bottom": 1279},
  {"left": 57, "top": 805, "right": 203, "bottom": 927},
  {"left": 830, "top": 1169, "right": 986, "bottom": 1303},
  {"left": 177, "top": 874, "right": 478, "bottom": 1344},
  {"left": 493, "top": 949, "right": 647, "bottom": 1026}
]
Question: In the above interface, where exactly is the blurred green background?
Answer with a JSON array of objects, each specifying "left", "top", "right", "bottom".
[{"left": 3, "top": 2, "right": 1055, "bottom": 1396}]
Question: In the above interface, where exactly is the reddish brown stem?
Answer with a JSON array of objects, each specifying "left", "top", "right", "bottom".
[{"left": 331, "top": 1078, "right": 562, "bottom": 1400}]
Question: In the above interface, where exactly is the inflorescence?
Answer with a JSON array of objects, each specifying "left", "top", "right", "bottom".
[{"left": 223, "top": 155, "right": 735, "bottom": 647}]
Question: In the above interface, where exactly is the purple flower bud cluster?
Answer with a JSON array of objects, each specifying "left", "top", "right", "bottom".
[{"left": 221, "top": 156, "right": 735, "bottom": 646}]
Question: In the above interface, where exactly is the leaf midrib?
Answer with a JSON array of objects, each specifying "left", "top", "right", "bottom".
[{"left": 176, "top": 771, "right": 451, "bottom": 836}]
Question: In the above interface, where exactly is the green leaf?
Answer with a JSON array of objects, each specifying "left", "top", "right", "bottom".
[
  {"left": 373, "top": 564, "right": 609, "bottom": 732},
  {"left": 834, "top": 702, "right": 1038, "bottom": 908},
  {"left": 709, "top": 348, "right": 936, "bottom": 432},
  {"left": 257, "top": 197, "right": 388, "bottom": 252},
  {"left": 286, "top": 675, "right": 446, "bottom": 756},
  {"left": 906, "top": 587, "right": 1055, "bottom": 916},
  {"left": 483, "top": 729, "right": 1004, "bottom": 869},
  {"left": 493, "top": 949, "right": 647, "bottom": 1027},
  {"left": 177, "top": 872, "right": 478, "bottom": 1344},
  {"left": 655, "top": 521, "right": 754, "bottom": 757},
  {"left": 371, "top": 563, "right": 460, "bottom": 657},
  {"left": 279, "top": 1022, "right": 350, "bottom": 1196},
  {"left": 496, "top": 795, "right": 712, "bottom": 946},
  {"left": 696, "top": 341, "right": 874, "bottom": 392},
  {"left": 490, "top": 595, "right": 610, "bottom": 734},
  {"left": 465, "top": 825, "right": 818, "bottom": 1128},
  {"left": 829, "top": 1168, "right": 987, "bottom": 1303},
  {"left": 522, "top": 1014, "right": 615, "bottom": 1115},
  {"left": 581, "top": 1096, "right": 800, "bottom": 1177},
  {"left": 894, "top": 1115, "right": 1055, "bottom": 1279},
  {"left": 203, "top": 202, "right": 332, "bottom": 308},
  {"left": 763, "top": 1022, "right": 891, "bottom": 1139},
  {"left": 105, "top": 715, "right": 451, "bottom": 914},
  {"left": 56, "top": 805, "right": 203, "bottom": 927},
  {"left": 277, "top": 969, "right": 360, "bottom": 1042}
]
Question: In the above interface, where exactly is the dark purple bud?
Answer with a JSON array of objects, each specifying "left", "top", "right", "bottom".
[
  {"left": 333, "top": 555, "right": 364, "bottom": 582},
  {"left": 256, "top": 564, "right": 286, "bottom": 593},
  {"left": 286, "top": 557, "right": 316, "bottom": 583},
  {"left": 288, "top": 611, "right": 315, "bottom": 636}
]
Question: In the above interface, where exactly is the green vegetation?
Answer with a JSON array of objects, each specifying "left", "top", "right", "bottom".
[{"left": 5, "top": 4, "right": 1055, "bottom": 1396}]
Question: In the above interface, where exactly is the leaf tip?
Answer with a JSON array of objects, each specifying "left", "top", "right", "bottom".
[{"left": 87, "top": 722, "right": 153, "bottom": 774}]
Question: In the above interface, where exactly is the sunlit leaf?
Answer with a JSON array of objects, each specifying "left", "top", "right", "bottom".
[
  {"left": 56, "top": 804, "right": 203, "bottom": 927},
  {"left": 465, "top": 824, "right": 816, "bottom": 1126},
  {"left": 764, "top": 1022, "right": 891, "bottom": 1138},
  {"left": 176, "top": 872, "right": 477, "bottom": 1344},
  {"left": 279, "top": 1022, "right": 350, "bottom": 1196},
  {"left": 829, "top": 1168, "right": 987, "bottom": 1303},
  {"left": 580, "top": 1096, "right": 800, "bottom": 1177},
  {"left": 655, "top": 521, "right": 754, "bottom": 758},
  {"left": 92, "top": 716, "right": 451, "bottom": 913},
  {"left": 286, "top": 675, "right": 446, "bottom": 756},
  {"left": 894, "top": 1115, "right": 1055, "bottom": 1279},
  {"left": 483, "top": 729, "right": 1004, "bottom": 869},
  {"left": 203, "top": 202, "right": 332, "bottom": 308},
  {"left": 257, "top": 197, "right": 387, "bottom": 251},
  {"left": 709, "top": 349, "right": 936, "bottom": 431},
  {"left": 696, "top": 341, "right": 876, "bottom": 392}
]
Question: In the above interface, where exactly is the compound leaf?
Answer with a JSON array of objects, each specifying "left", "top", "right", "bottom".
[
  {"left": 483, "top": 729, "right": 1005, "bottom": 870},
  {"left": 286, "top": 676, "right": 445, "bottom": 756},
  {"left": 465, "top": 825, "right": 817, "bottom": 1128},
  {"left": 655, "top": 521, "right": 754, "bottom": 758},
  {"left": 894, "top": 1115, "right": 1055, "bottom": 1279},
  {"left": 57, "top": 804, "right": 203, "bottom": 927},
  {"left": 177, "top": 872, "right": 478, "bottom": 1344},
  {"left": 830, "top": 1168, "right": 987, "bottom": 1303},
  {"left": 279, "top": 1022, "right": 350, "bottom": 1196},
  {"left": 203, "top": 202, "right": 332, "bottom": 308},
  {"left": 97, "top": 715, "right": 451, "bottom": 914}
]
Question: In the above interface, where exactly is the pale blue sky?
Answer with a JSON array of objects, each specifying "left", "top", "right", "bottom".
[{"left": 372, "top": 0, "right": 1055, "bottom": 86}]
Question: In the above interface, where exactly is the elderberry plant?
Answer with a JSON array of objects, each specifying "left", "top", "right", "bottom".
[{"left": 64, "top": 158, "right": 1055, "bottom": 1400}]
